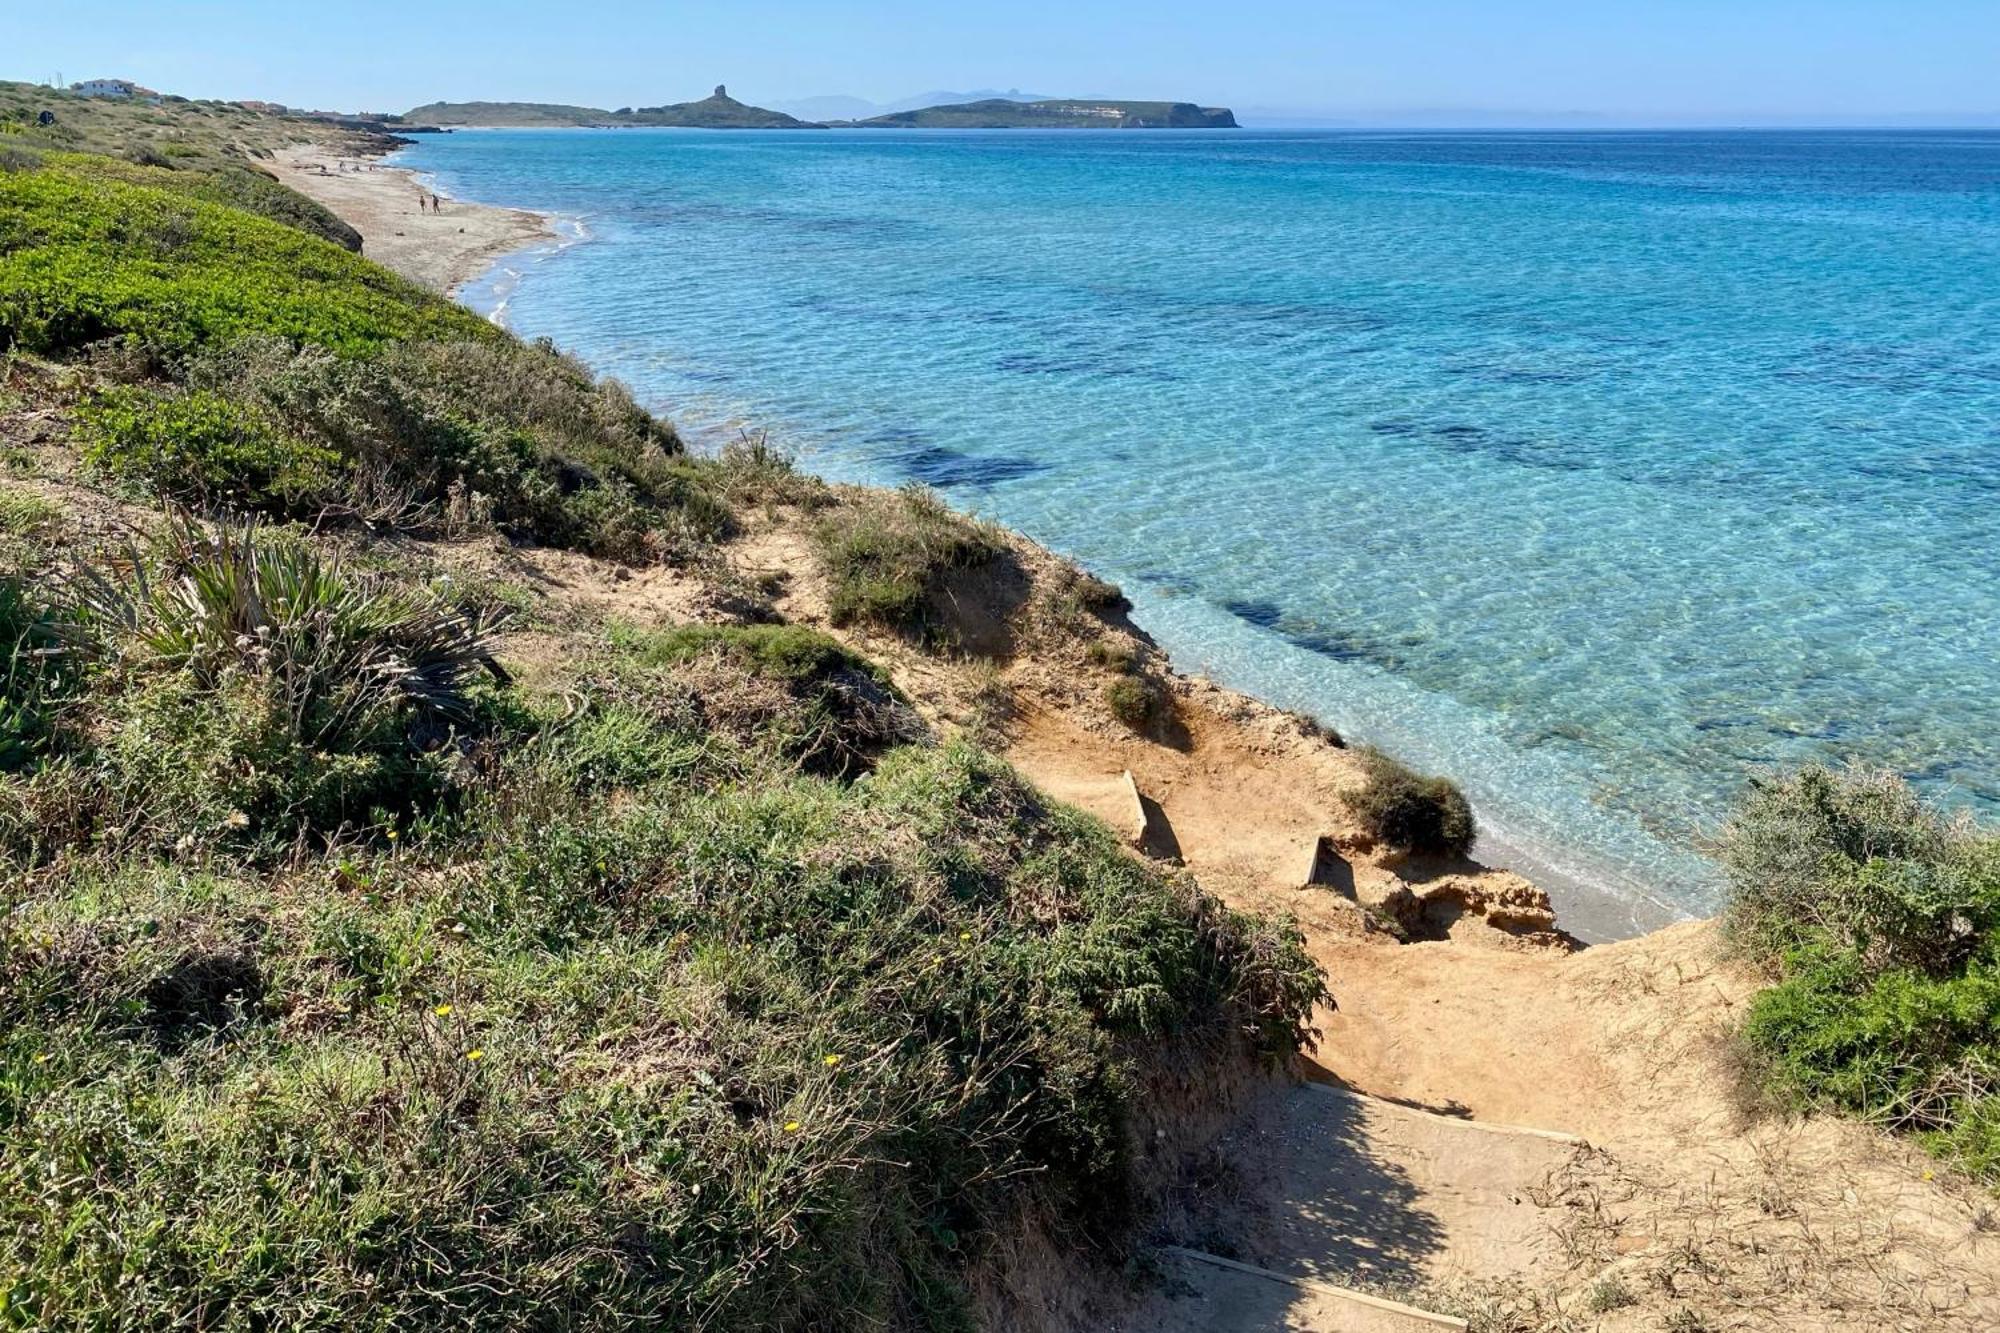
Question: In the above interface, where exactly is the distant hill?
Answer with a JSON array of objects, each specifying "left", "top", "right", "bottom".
[
  {"left": 401, "top": 88, "right": 817, "bottom": 129},
  {"left": 769, "top": 89, "right": 1053, "bottom": 122},
  {"left": 882, "top": 88, "right": 1053, "bottom": 114},
  {"left": 850, "top": 98, "right": 1237, "bottom": 129},
  {"left": 617, "top": 87, "right": 817, "bottom": 129},
  {"left": 403, "top": 100, "right": 603, "bottom": 127}
]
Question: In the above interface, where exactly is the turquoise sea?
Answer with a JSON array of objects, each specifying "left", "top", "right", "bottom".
[{"left": 399, "top": 127, "right": 2000, "bottom": 937}]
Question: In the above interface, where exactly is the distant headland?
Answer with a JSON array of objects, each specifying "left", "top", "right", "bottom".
[
  {"left": 405, "top": 87, "right": 816, "bottom": 130},
  {"left": 402, "top": 87, "right": 1238, "bottom": 130},
  {"left": 844, "top": 98, "right": 1238, "bottom": 129}
]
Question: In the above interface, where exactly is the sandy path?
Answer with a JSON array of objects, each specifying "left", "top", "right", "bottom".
[{"left": 270, "top": 144, "right": 552, "bottom": 294}]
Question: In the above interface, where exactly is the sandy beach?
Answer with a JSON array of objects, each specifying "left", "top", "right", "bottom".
[{"left": 270, "top": 143, "right": 552, "bottom": 294}]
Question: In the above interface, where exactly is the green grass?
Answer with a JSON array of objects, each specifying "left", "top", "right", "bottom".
[
  {"left": 814, "top": 486, "right": 1003, "bottom": 637},
  {"left": 1724, "top": 765, "right": 2000, "bottom": 1184},
  {"left": 1342, "top": 748, "right": 1476, "bottom": 858},
  {"left": 0, "top": 484, "right": 58, "bottom": 536},
  {"left": 613, "top": 622, "right": 917, "bottom": 777}
]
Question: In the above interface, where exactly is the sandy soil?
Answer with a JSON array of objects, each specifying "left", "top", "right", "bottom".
[{"left": 269, "top": 144, "right": 552, "bottom": 294}]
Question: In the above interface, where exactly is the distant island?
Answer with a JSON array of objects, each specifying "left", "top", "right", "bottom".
[
  {"left": 404, "top": 87, "right": 816, "bottom": 130},
  {"left": 845, "top": 98, "right": 1239, "bottom": 129},
  {"left": 401, "top": 89, "right": 1236, "bottom": 131}
]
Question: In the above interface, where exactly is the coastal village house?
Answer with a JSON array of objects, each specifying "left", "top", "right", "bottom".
[{"left": 71, "top": 78, "right": 160, "bottom": 102}]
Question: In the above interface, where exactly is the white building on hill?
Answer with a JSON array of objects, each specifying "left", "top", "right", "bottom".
[{"left": 72, "top": 79, "right": 161, "bottom": 102}]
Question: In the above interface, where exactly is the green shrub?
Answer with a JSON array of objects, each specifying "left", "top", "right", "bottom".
[
  {"left": 1725, "top": 765, "right": 2000, "bottom": 1184},
  {"left": 189, "top": 336, "right": 722, "bottom": 554},
  {"left": 635, "top": 621, "right": 881, "bottom": 683},
  {"left": 90, "top": 666, "right": 458, "bottom": 854},
  {"left": 80, "top": 385, "right": 343, "bottom": 510},
  {"left": 1105, "top": 675, "right": 1159, "bottom": 729},
  {"left": 59, "top": 152, "right": 364, "bottom": 250},
  {"left": 1343, "top": 747, "right": 1475, "bottom": 857},
  {"left": 814, "top": 485, "right": 1002, "bottom": 635},
  {"left": 1721, "top": 764, "right": 1990, "bottom": 970},
  {"left": 0, "top": 158, "right": 490, "bottom": 357}
]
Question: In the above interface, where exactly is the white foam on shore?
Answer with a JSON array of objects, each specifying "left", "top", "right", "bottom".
[{"left": 454, "top": 214, "right": 591, "bottom": 327}]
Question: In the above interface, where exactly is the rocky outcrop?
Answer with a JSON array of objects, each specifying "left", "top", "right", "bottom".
[{"left": 1370, "top": 872, "right": 1580, "bottom": 951}]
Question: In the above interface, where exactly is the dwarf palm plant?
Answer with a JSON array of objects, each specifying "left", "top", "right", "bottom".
[
  {"left": 0, "top": 575, "right": 78, "bottom": 769},
  {"left": 71, "top": 517, "right": 509, "bottom": 749}
]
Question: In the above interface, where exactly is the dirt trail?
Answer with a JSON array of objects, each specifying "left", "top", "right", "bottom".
[{"left": 457, "top": 500, "right": 2000, "bottom": 1330}]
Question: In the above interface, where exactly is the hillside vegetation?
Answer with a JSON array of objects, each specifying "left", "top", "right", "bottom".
[
  {"left": 1724, "top": 766, "right": 2000, "bottom": 1183},
  {"left": 1, "top": 81, "right": 369, "bottom": 249},
  {"left": 0, "top": 98, "right": 1322, "bottom": 1329}
]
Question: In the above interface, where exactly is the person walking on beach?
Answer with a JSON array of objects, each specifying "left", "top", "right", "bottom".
[
  {"left": 417, "top": 192, "right": 428, "bottom": 213},
  {"left": 430, "top": 193, "right": 442, "bottom": 214}
]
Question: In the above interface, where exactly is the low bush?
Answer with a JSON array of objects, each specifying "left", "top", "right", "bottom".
[
  {"left": 620, "top": 622, "right": 918, "bottom": 776},
  {"left": 1724, "top": 765, "right": 2000, "bottom": 1181},
  {"left": 1721, "top": 763, "right": 1980, "bottom": 968},
  {"left": 1105, "top": 675, "right": 1159, "bottom": 729},
  {"left": 80, "top": 385, "right": 342, "bottom": 510},
  {"left": 1343, "top": 747, "right": 1475, "bottom": 857},
  {"left": 55, "top": 151, "right": 363, "bottom": 250},
  {"left": 0, "top": 729, "right": 1324, "bottom": 1328},
  {"left": 188, "top": 336, "right": 722, "bottom": 553},
  {"left": 814, "top": 485, "right": 1002, "bottom": 636}
]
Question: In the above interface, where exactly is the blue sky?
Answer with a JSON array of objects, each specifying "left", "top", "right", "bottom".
[{"left": 9, "top": 1, "right": 1998, "bottom": 124}]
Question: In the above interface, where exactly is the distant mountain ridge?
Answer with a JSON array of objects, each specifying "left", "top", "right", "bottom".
[
  {"left": 401, "top": 89, "right": 1235, "bottom": 131},
  {"left": 403, "top": 87, "right": 813, "bottom": 129},
  {"left": 848, "top": 98, "right": 1238, "bottom": 129}
]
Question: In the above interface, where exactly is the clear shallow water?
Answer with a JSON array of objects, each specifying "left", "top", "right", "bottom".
[{"left": 402, "top": 128, "right": 2000, "bottom": 936}]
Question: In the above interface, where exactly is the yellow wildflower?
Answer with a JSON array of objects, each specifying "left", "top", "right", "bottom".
[
  {"left": 783, "top": 1120, "right": 802, "bottom": 1133},
  {"left": 434, "top": 1004, "right": 453, "bottom": 1017},
  {"left": 33, "top": 1053, "right": 50, "bottom": 1065},
  {"left": 822, "top": 1054, "right": 843, "bottom": 1068},
  {"left": 465, "top": 1048, "right": 484, "bottom": 1062}
]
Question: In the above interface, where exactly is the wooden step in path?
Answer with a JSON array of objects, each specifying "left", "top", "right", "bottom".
[
  {"left": 1127, "top": 1083, "right": 1599, "bottom": 1330},
  {"left": 1141, "top": 1246, "right": 1466, "bottom": 1332}
]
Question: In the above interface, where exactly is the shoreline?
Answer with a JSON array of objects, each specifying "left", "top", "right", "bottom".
[
  {"left": 269, "top": 144, "right": 556, "bottom": 296},
  {"left": 284, "top": 135, "right": 1676, "bottom": 944}
]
